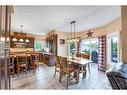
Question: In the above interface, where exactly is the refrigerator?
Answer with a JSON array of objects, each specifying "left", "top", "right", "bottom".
[{"left": 0, "top": 6, "right": 13, "bottom": 89}]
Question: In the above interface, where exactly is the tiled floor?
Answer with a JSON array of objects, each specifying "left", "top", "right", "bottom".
[{"left": 10, "top": 63, "right": 112, "bottom": 90}]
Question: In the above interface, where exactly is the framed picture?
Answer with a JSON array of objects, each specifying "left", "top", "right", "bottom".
[{"left": 60, "top": 39, "right": 65, "bottom": 44}]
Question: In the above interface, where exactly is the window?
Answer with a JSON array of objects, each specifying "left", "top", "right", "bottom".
[
  {"left": 34, "top": 41, "right": 44, "bottom": 51},
  {"left": 107, "top": 31, "right": 120, "bottom": 63},
  {"left": 80, "top": 38, "right": 98, "bottom": 54},
  {"left": 68, "top": 42, "right": 77, "bottom": 56},
  {"left": 111, "top": 37, "right": 118, "bottom": 63}
]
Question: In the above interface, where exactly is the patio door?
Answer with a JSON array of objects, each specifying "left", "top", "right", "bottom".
[
  {"left": 107, "top": 31, "right": 120, "bottom": 64},
  {"left": 80, "top": 38, "right": 98, "bottom": 63}
]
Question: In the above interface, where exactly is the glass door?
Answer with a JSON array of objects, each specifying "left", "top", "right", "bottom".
[
  {"left": 107, "top": 31, "right": 120, "bottom": 64},
  {"left": 111, "top": 36, "right": 118, "bottom": 63}
]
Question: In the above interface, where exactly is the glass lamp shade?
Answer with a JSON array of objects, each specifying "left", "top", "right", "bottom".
[
  {"left": 25, "top": 39, "right": 30, "bottom": 42},
  {"left": 7, "top": 38, "right": 10, "bottom": 41},
  {"left": 67, "top": 38, "right": 79, "bottom": 43},
  {"left": 19, "top": 38, "right": 24, "bottom": 42},
  {"left": 12, "top": 38, "right": 17, "bottom": 41},
  {"left": 0, "top": 37, "right": 5, "bottom": 42}
]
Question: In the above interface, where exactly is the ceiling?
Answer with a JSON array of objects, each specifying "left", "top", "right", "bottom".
[{"left": 12, "top": 6, "right": 121, "bottom": 35}]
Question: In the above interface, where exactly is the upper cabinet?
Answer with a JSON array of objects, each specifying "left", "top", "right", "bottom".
[
  {"left": 45, "top": 33, "right": 57, "bottom": 55},
  {"left": 10, "top": 32, "right": 34, "bottom": 48}
]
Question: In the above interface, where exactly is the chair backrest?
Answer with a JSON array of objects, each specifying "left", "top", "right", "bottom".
[
  {"left": 30, "top": 53, "right": 39, "bottom": 64},
  {"left": 16, "top": 55, "right": 27, "bottom": 64},
  {"left": 59, "top": 57, "right": 69, "bottom": 69},
  {"left": 81, "top": 53, "right": 90, "bottom": 59},
  {"left": 54, "top": 56, "right": 60, "bottom": 66},
  {"left": 76, "top": 53, "right": 81, "bottom": 57}
]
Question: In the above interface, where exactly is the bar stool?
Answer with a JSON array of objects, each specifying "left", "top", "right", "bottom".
[
  {"left": 9, "top": 55, "right": 15, "bottom": 77},
  {"left": 16, "top": 55, "right": 28, "bottom": 76}
]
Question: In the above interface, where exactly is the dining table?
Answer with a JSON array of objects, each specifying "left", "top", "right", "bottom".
[{"left": 67, "top": 56, "right": 93, "bottom": 82}]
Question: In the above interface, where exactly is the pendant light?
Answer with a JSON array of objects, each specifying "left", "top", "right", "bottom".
[
  {"left": 67, "top": 21, "right": 79, "bottom": 43},
  {"left": 25, "top": 39, "right": 30, "bottom": 42},
  {"left": 19, "top": 25, "right": 24, "bottom": 42},
  {"left": 12, "top": 38, "right": 17, "bottom": 41}
]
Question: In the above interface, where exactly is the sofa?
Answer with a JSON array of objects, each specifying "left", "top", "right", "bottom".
[{"left": 106, "top": 62, "right": 127, "bottom": 89}]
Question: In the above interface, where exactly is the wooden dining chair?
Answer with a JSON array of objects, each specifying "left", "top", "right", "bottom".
[
  {"left": 29, "top": 53, "right": 39, "bottom": 73},
  {"left": 54, "top": 56, "right": 61, "bottom": 78},
  {"left": 16, "top": 55, "right": 28, "bottom": 76},
  {"left": 9, "top": 55, "right": 15, "bottom": 77},
  {"left": 82, "top": 53, "right": 90, "bottom": 59},
  {"left": 59, "top": 56, "right": 78, "bottom": 89}
]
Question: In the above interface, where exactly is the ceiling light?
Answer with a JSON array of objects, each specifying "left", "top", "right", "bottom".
[{"left": 67, "top": 21, "right": 80, "bottom": 43}]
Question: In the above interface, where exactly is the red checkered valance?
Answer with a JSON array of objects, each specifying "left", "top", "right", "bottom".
[
  {"left": 98, "top": 35, "right": 107, "bottom": 71},
  {"left": 77, "top": 39, "right": 81, "bottom": 53}
]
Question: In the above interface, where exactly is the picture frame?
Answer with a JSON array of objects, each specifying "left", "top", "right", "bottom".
[{"left": 60, "top": 39, "right": 65, "bottom": 44}]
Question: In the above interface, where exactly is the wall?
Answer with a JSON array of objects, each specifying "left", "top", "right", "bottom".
[
  {"left": 121, "top": 6, "right": 127, "bottom": 63},
  {"left": 55, "top": 30, "right": 68, "bottom": 57},
  {"left": 66, "top": 17, "right": 121, "bottom": 39}
]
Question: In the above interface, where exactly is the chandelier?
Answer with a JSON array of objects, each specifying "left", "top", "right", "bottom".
[{"left": 67, "top": 21, "right": 79, "bottom": 43}]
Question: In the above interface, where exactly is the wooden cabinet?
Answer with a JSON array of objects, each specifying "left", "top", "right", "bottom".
[
  {"left": 43, "top": 53, "right": 55, "bottom": 66},
  {"left": 46, "top": 34, "right": 57, "bottom": 55},
  {"left": 10, "top": 34, "right": 34, "bottom": 48}
]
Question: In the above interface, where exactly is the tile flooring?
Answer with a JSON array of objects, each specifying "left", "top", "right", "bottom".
[{"left": 10, "top": 63, "right": 112, "bottom": 90}]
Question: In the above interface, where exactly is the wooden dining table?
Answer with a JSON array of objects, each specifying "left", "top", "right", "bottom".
[{"left": 67, "top": 56, "right": 93, "bottom": 81}]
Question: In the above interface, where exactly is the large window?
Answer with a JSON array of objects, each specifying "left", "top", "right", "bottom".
[
  {"left": 80, "top": 38, "right": 98, "bottom": 54},
  {"left": 68, "top": 42, "right": 77, "bottom": 56},
  {"left": 34, "top": 41, "right": 44, "bottom": 51},
  {"left": 107, "top": 31, "right": 120, "bottom": 63},
  {"left": 111, "top": 37, "right": 118, "bottom": 63}
]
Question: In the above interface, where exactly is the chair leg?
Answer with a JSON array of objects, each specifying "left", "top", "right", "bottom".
[
  {"left": 54, "top": 66, "right": 57, "bottom": 78},
  {"left": 17, "top": 67, "right": 20, "bottom": 77},
  {"left": 12, "top": 68, "right": 14, "bottom": 77},
  {"left": 82, "top": 66, "right": 86, "bottom": 79},
  {"left": 59, "top": 70, "right": 62, "bottom": 83},
  {"left": 66, "top": 73, "right": 69, "bottom": 89}
]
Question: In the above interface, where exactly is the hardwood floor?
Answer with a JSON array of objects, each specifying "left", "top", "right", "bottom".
[{"left": 10, "top": 63, "right": 112, "bottom": 89}]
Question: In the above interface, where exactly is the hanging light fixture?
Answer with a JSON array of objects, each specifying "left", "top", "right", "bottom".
[
  {"left": 67, "top": 21, "right": 79, "bottom": 43},
  {"left": 12, "top": 38, "right": 17, "bottom": 41},
  {"left": 19, "top": 25, "right": 24, "bottom": 42},
  {"left": 25, "top": 39, "right": 30, "bottom": 42}
]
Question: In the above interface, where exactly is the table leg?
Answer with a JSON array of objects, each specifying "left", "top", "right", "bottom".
[
  {"left": 88, "top": 63, "right": 90, "bottom": 74},
  {"left": 82, "top": 65, "right": 86, "bottom": 79}
]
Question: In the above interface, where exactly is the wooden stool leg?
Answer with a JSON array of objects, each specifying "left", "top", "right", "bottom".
[{"left": 17, "top": 67, "right": 20, "bottom": 77}]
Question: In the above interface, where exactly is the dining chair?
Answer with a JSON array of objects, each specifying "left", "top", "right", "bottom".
[
  {"left": 16, "top": 55, "right": 28, "bottom": 76},
  {"left": 54, "top": 56, "right": 61, "bottom": 78},
  {"left": 9, "top": 55, "right": 15, "bottom": 77},
  {"left": 29, "top": 53, "right": 39, "bottom": 73},
  {"left": 59, "top": 56, "right": 78, "bottom": 89}
]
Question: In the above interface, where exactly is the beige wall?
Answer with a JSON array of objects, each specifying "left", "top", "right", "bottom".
[
  {"left": 66, "top": 17, "right": 121, "bottom": 39},
  {"left": 121, "top": 6, "right": 127, "bottom": 63},
  {"left": 55, "top": 30, "right": 68, "bottom": 57}
]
